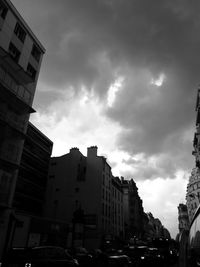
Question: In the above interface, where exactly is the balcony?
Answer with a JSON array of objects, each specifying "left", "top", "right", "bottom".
[
  {"left": 0, "top": 64, "right": 35, "bottom": 107},
  {"left": 0, "top": 46, "right": 35, "bottom": 84}
]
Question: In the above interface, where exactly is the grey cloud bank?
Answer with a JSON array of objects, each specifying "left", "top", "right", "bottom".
[{"left": 14, "top": 0, "right": 199, "bottom": 180}]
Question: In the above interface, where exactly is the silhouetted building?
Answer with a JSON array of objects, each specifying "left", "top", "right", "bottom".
[
  {"left": 45, "top": 146, "right": 124, "bottom": 249},
  {"left": 0, "top": 0, "right": 45, "bottom": 258},
  {"left": 121, "top": 178, "right": 144, "bottom": 240},
  {"left": 144, "top": 212, "right": 171, "bottom": 240},
  {"left": 13, "top": 122, "right": 53, "bottom": 215},
  {"left": 10, "top": 123, "right": 53, "bottom": 247}
]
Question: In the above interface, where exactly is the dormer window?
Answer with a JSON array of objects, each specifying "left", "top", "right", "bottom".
[
  {"left": 14, "top": 22, "right": 26, "bottom": 43},
  {"left": 0, "top": 1, "right": 8, "bottom": 19},
  {"left": 31, "top": 44, "right": 41, "bottom": 62}
]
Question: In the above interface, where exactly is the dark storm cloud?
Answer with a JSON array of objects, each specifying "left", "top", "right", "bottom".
[{"left": 13, "top": 0, "right": 200, "bottom": 179}]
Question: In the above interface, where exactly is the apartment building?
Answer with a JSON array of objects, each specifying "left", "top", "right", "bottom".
[
  {"left": 10, "top": 122, "right": 54, "bottom": 248},
  {"left": 13, "top": 122, "right": 53, "bottom": 215},
  {"left": 121, "top": 178, "right": 144, "bottom": 240},
  {"left": 110, "top": 177, "right": 124, "bottom": 239},
  {"left": 45, "top": 146, "right": 124, "bottom": 249},
  {"left": 186, "top": 89, "right": 200, "bottom": 222},
  {"left": 0, "top": 0, "right": 45, "bottom": 258}
]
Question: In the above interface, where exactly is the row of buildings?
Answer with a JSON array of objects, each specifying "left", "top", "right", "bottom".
[
  {"left": 10, "top": 143, "right": 170, "bottom": 250},
  {"left": 0, "top": 0, "right": 170, "bottom": 260}
]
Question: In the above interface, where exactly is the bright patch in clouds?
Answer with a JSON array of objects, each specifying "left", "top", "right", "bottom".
[
  {"left": 30, "top": 88, "right": 123, "bottom": 158},
  {"left": 151, "top": 73, "right": 166, "bottom": 87},
  {"left": 107, "top": 77, "right": 124, "bottom": 107}
]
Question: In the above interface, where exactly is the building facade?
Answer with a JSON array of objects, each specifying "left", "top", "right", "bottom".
[
  {"left": 13, "top": 122, "right": 53, "bottom": 216},
  {"left": 45, "top": 146, "right": 124, "bottom": 249},
  {"left": 186, "top": 168, "right": 200, "bottom": 222},
  {"left": 121, "top": 178, "right": 144, "bottom": 240},
  {"left": 10, "top": 122, "right": 55, "bottom": 248},
  {"left": 144, "top": 212, "right": 171, "bottom": 240},
  {"left": 0, "top": 0, "right": 45, "bottom": 258},
  {"left": 187, "top": 89, "right": 200, "bottom": 222}
]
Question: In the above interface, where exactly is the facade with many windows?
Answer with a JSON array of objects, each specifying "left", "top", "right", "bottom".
[{"left": 0, "top": 0, "right": 45, "bottom": 259}]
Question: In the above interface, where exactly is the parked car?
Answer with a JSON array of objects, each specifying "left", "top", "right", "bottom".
[
  {"left": 70, "top": 247, "right": 93, "bottom": 267},
  {"left": 2, "top": 246, "right": 79, "bottom": 267},
  {"left": 123, "top": 245, "right": 149, "bottom": 265},
  {"left": 108, "top": 254, "right": 132, "bottom": 267}
]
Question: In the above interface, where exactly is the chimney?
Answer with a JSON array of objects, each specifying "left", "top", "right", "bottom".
[
  {"left": 70, "top": 147, "right": 79, "bottom": 154},
  {"left": 87, "top": 146, "right": 98, "bottom": 158}
]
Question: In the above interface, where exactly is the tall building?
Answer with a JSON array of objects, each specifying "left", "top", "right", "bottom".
[
  {"left": 0, "top": 0, "right": 45, "bottom": 258},
  {"left": 121, "top": 178, "right": 144, "bottom": 240},
  {"left": 13, "top": 122, "right": 53, "bottom": 216},
  {"left": 45, "top": 146, "right": 124, "bottom": 249},
  {"left": 10, "top": 122, "right": 54, "bottom": 248},
  {"left": 187, "top": 89, "right": 200, "bottom": 222}
]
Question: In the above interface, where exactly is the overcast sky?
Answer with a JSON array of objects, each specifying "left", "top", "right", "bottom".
[{"left": 13, "top": 0, "right": 200, "bottom": 238}]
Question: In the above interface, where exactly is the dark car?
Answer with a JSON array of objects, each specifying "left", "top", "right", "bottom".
[
  {"left": 2, "top": 246, "right": 79, "bottom": 267},
  {"left": 108, "top": 254, "right": 132, "bottom": 267},
  {"left": 70, "top": 247, "right": 93, "bottom": 267},
  {"left": 123, "top": 245, "right": 148, "bottom": 265}
]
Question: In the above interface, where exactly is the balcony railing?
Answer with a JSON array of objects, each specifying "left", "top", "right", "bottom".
[{"left": 0, "top": 65, "right": 32, "bottom": 105}]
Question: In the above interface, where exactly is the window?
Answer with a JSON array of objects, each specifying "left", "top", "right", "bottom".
[
  {"left": 14, "top": 22, "right": 26, "bottom": 43},
  {"left": 9, "top": 42, "right": 20, "bottom": 63},
  {"left": 0, "top": 1, "right": 8, "bottom": 19},
  {"left": 31, "top": 44, "right": 41, "bottom": 62},
  {"left": 27, "top": 63, "right": 36, "bottom": 79}
]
